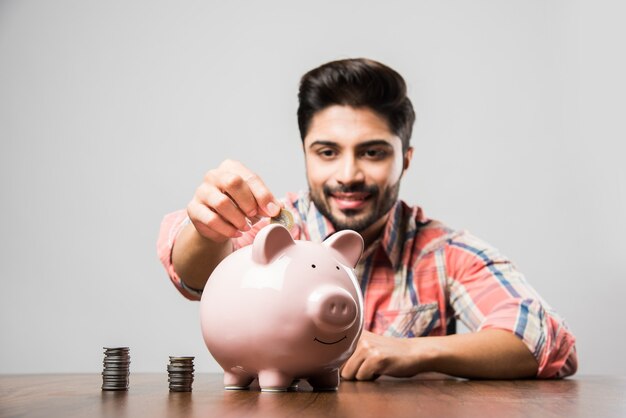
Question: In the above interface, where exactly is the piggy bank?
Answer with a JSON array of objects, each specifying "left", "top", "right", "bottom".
[{"left": 200, "top": 223, "right": 364, "bottom": 392}]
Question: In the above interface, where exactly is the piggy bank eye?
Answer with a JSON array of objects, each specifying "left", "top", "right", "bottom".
[
  {"left": 336, "top": 266, "right": 340, "bottom": 270},
  {"left": 311, "top": 264, "right": 316, "bottom": 268}
]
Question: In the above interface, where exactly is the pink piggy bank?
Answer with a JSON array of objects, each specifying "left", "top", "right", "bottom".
[{"left": 200, "top": 223, "right": 364, "bottom": 392}]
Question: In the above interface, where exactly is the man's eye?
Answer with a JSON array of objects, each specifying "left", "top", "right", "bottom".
[
  {"left": 318, "top": 149, "right": 337, "bottom": 158},
  {"left": 362, "top": 149, "right": 387, "bottom": 159}
]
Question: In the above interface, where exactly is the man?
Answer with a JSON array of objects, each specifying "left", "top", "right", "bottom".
[{"left": 158, "top": 58, "right": 577, "bottom": 380}]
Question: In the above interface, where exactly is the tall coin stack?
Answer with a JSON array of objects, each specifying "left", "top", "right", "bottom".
[
  {"left": 168, "top": 356, "right": 195, "bottom": 392},
  {"left": 101, "top": 347, "right": 130, "bottom": 391}
]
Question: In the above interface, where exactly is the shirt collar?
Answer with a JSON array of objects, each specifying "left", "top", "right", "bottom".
[
  {"left": 293, "top": 191, "right": 336, "bottom": 242},
  {"left": 297, "top": 191, "right": 424, "bottom": 271},
  {"left": 380, "top": 201, "right": 408, "bottom": 270}
]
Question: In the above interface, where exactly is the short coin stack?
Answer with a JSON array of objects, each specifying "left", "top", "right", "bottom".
[
  {"left": 101, "top": 347, "right": 130, "bottom": 391},
  {"left": 168, "top": 356, "right": 195, "bottom": 392}
]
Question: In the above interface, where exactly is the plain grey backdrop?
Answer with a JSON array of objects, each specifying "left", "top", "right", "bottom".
[{"left": 1, "top": 0, "right": 624, "bottom": 375}]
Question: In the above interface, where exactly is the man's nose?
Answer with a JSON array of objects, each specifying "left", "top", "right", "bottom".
[{"left": 336, "top": 155, "right": 365, "bottom": 184}]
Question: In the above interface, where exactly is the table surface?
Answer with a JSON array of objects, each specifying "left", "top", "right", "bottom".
[{"left": 1, "top": 374, "right": 625, "bottom": 418}]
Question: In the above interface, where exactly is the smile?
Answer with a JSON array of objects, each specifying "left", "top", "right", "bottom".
[
  {"left": 330, "top": 194, "right": 371, "bottom": 210},
  {"left": 331, "top": 192, "right": 371, "bottom": 200},
  {"left": 314, "top": 336, "right": 347, "bottom": 345}
]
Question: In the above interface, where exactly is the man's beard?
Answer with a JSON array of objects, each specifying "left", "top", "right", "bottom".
[{"left": 309, "top": 180, "right": 401, "bottom": 233}]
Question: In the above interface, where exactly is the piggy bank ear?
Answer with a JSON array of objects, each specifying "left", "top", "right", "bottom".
[
  {"left": 252, "top": 224, "right": 296, "bottom": 265},
  {"left": 323, "top": 230, "right": 364, "bottom": 268}
]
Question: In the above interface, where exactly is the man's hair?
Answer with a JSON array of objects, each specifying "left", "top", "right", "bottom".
[{"left": 297, "top": 58, "right": 415, "bottom": 152}]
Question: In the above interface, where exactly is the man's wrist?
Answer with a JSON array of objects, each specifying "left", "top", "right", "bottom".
[{"left": 408, "top": 336, "right": 444, "bottom": 375}]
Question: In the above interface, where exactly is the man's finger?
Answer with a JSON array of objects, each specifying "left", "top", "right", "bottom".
[
  {"left": 217, "top": 160, "right": 281, "bottom": 218},
  {"left": 355, "top": 358, "right": 382, "bottom": 381},
  {"left": 213, "top": 172, "right": 259, "bottom": 218},
  {"left": 202, "top": 185, "right": 250, "bottom": 231},
  {"left": 243, "top": 173, "right": 281, "bottom": 217},
  {"left": 340, "top": 353, "right": 365, "bottom": 381},
  {"left": 189, "top": 201, "right": 242, "bottom": 239}
]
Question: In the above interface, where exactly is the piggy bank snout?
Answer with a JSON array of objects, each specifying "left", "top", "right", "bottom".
[{"left": 307, "top": 286, "right": 358, "bottom": 333}]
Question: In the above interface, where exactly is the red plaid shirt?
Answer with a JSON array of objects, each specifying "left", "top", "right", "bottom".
[{"left": 158, "top": 191, "right": 577, "bottom": 378}]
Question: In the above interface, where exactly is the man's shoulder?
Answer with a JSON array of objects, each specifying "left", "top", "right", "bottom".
[
  {"left": 399, "top": 201, "right": 487, "bottom": 256},
  {"left": 406, "top": 209, "right": 507, "bottom": 263},
  {"left": 398, "top": 200, "right": 457, "bottom": 237}
]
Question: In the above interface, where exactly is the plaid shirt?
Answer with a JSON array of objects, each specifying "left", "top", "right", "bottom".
[{"left": 158, "top": 191, "right": 577, "bottom": 378}]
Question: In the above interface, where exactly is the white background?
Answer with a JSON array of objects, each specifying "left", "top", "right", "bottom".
[{"left": 1, "top": 0, "right": 624, "bottom": 375}]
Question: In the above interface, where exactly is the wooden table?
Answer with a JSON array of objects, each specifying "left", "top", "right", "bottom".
[{"left": 1, "top": 374, "right": 624, "bottom": 418}]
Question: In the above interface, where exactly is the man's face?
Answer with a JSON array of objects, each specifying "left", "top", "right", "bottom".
[{"left": 303, "top": 105, "right": 412, "bottom": 233}]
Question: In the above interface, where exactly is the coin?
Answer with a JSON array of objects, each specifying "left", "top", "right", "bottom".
[
  {"left": 169, "top": 379, "right": 195, "bottom": 384},
  {"left": 270, "top": 208, "right": 294, "bottom": 231},
  {"left": 103, "top": 376, "right": 128, "bottom": 380},
  {"left": 167, "top": 367, "right": 194, "bottom": 372},
  {"left": 169, "top": 387, "right": 192, "bottom": 392}
]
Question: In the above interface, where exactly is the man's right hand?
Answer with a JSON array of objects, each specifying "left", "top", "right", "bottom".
[{"left": 187, "top": 159, "right": 282, "bottom": 243}]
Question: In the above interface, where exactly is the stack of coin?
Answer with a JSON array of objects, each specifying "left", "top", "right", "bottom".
[
  {"left": 101, "top": 347, "right": 130, "bottom": 391},
  {"left": 167, "top": 356, "right": 194, "bottom": 392}
]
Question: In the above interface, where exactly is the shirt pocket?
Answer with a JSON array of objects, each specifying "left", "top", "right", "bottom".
[{"left": 372, "top": 302, "right": 440, "bottom": 338}]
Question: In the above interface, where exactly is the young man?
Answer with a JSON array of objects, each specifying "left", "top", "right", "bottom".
[{"left": 158, "top": 58, "right": 577, "bottom": 380}]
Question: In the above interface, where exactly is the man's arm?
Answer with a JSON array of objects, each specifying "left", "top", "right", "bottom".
[
  {"left": 341, "top": 329, "right": 538, "bottom": 380},
  {"left": 171, "top": 223, "right": 234, "bottom": 291},
  {"left": 164, "top": 159, "right": 281, "bottom": 293},
  {"left": 341, "top": 232, "right": 577, "bottom": 380}
]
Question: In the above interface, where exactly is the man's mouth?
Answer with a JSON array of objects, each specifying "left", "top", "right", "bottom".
[{"left": 329, "top": 192, "right": 372, "bottom": 210}]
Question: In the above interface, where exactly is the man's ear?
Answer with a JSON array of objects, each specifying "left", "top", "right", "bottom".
[{"left": 403, "top": 146, "right": 414, "bottom": 171}]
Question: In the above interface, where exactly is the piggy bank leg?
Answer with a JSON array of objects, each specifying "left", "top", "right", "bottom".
[
  {"left": 224, "top": 369, "right": 255, "bottom": 390},
  {"left": 288, "top": 379, "right": 301, "bottom": 391},
  {"left": 258, "top": 370, "right": 293, "bottom": 392},
  {"left": 307, "top": 369, "right": 340, "bottom": 391}
]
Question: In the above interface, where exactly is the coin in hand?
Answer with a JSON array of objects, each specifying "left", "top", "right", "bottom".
[{"left": 270, "top": 208, "right": 294, "bottom": 231}]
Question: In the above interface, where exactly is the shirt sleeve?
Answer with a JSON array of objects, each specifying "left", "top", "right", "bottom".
[
  {"left": 444, "top": 232, "right": 578, "bottom": 378},
  {"left": 156, "top": 209, "right": 203, "bottom": 301},
  {"left": 157, "top": 194, "right": 303, "bottom": 301}
]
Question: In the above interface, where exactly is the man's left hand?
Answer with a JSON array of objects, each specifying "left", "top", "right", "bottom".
[{"left": 340, "top": 331, "right": 427, "bottom": 380}]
